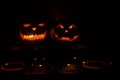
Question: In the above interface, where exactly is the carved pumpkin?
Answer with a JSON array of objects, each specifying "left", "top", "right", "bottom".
[
  {"left": 19, "top": 23, "right": 47, "bottom": 41},
  {"left": 50, "top": 23, "right": 80, "bottom": 42}
]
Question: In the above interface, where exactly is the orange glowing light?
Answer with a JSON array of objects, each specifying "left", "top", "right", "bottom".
[
  {"left": 32, "top": 27, "right": 37, "bottom": 31},
  {"left": 67, "top": 64, "right": 71, "bottom": 66},
  {"left": 65, "top": 30, "right": 68, "bottom": 33},
  {"left": 82, "top": 61, "right": 87, "bottom": 64},
  {"left": 54, "top": 34, "right": 80, "bottom": 42},
  {"left": 57, "top": 24, "right": 64, "bottom": 29},
  {"left": 20, "top": 32, "right": 47, "bottom": 41},
  {"left": 23, "top": 23, "right": 31, "bottom": 27},
  {"left": 38, "top": 23, "right": 45, "bottom": 27},
  {"left": 50, "top": 24, "right": 80, "bottom": 42},
  {"left": 69, "top": 24, "right": 77, "bottom": 29}
]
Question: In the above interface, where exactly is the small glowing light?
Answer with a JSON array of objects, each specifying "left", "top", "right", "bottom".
[
  {"left": 42, "top": 57, "right": 46, "bottom": 60},
  {"left": 38, "top": 64, "right": 42, "bottom": 67},
  {"left": 69, "top": 25, "right": 73, "bottom": 29},
  {"left": 23, "top": 23, "right": 31, "bottom": 27},
  {"left": 34, "top": 57, "right": 37, "bottom": 61},
  {"left": 38, "top": 23, "right": 45, "bottom": 26},
  {"left": 5, "top": 63, "right": 9, "bottom": 65},
  {"left": 67, "top": 64, "right": 71, "bottom": 66},
  {"left": 73, "top": 57, "right": 77, "bottom": 60},
  {"left": 82, "top": 61, "right": 86, "bottom": 64},
  {"left": 65, "top": 30, "right": 68, "bottom": 33}
]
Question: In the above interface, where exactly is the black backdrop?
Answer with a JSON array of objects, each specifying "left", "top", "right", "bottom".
[{"left": 0, "top": 0, "right": 111, "bottom": 54}]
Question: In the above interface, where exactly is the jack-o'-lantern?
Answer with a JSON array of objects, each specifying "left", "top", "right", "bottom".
[
  {"left": 50, "top": 23, "right": 80, "bottom": 42},
  {"left": 19, "top": 23, "right": 47, "bottom": 41}
]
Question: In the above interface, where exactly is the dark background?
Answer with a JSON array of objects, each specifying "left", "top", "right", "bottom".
[
  {"left": 0, "top": 1, "right": 112, "bottom": 79},
  {"left": 0, "top": 0, "right": 111, "bottom": 56},
  {"left": 0, "top": 0, "right": 110, "bottom": 46}
]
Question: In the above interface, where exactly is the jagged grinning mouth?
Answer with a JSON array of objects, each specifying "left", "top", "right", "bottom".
[
  {"left": 20, "top": 32, "right": 47, "bottom": 41},
  {"left": 55, "top": 34, "right": 80, "bottom": 42}
]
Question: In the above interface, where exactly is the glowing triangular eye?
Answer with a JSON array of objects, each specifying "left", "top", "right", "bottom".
[
  {"left": 38, "top": 23, "right": 45, "bottom": 27},
  {"left": 57, "top": 24, "right": 64, "bottom": 29},
  {"left": 23, "top": 23, "right": 31, "bottom": 27},
  {"left": 69, "top": 24, "right": 77, "bottom": 29}
]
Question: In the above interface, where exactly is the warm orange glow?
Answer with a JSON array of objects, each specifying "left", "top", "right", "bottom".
[
  {"left": 69, "top": 25, "right": 73, "bottom": 29},
  {"left": 82, "top": 61, "right": 87, "bottom": 64},
  {"left": 67, "top": 64, "right": 71, "bottom": 66},
  {"left": 23, "top": 23, "right": 31, "bottom": 27},
  {"left": 50, "top": 25, "right": 80, "bottom": 42},
  {"left": 54, "top": 34, "right": 80, "bottom": 42},
  {"left": 65, "top": 30, "right": 68, "bottom": 33},
  {"left": 38, "top": 23, "right": 45, "bottom": 27},
  {"left": 20, "top": 32, "right": 47, "bottom": 41},
  {"left": 32, "top": 27, "right": 37, "bottom": 31},
  {"left": 69, "top": 24, "right": 77, "bottom": 29},
  {"left": 57, "top": 24, "right": 64, "bottom": 29}
]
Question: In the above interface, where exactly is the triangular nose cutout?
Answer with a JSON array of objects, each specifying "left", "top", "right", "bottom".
[
  {"left": 65, "top": 30, "right": 68, "bottom": 33},
  {"left": 32, "top": 27, "right": 37, "bottom": 31}
]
